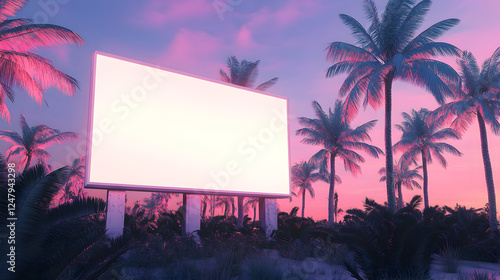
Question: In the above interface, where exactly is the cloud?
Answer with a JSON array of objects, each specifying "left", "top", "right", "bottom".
[
  {"left": 243, "top": 2, "right": 320, "bottom": 30},
  {"left": 135, "top": 0, "right": 214, "bottom": 27},
  {"left": 156, "top": 28, "right": 225, "bottom": 76}
]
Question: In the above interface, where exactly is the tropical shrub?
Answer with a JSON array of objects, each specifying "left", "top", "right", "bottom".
[
  {"left": 337, "top": 197, "right": 439, "bottom": 280},
  {"left": 0, "top": 164, "right": 130, "bottom": 280}
]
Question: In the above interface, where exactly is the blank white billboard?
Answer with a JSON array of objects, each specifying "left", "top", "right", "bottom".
[{"left": 85, "top": 52, "right": 290, "bottom": 197}]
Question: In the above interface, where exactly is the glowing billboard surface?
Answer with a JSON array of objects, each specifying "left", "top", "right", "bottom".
[{"left": 85, "top": 52, "right": 290, "bottom": 197}]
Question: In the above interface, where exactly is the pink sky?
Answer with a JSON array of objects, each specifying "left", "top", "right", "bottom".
[{"left": 1, "top": 0, "right": 500, "bottom": 221}]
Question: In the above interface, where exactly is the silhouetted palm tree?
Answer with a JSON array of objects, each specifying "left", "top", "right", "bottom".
[
  {"left": 394, "top": 108, "right": 462, "bottom": 209},
  {"left": 58, "top": 155, "right": 85, "bottom": 205},
  {"left": 220, "top": 55, "right": 278, "bottom": 227},
  {"left": 215, "top": 196, "right": 233, "bottom": 217},
  {"left": 0, "top": 115, "right": 78, "bottom": 171},
  {"left": 325, "top": 0, "right": 460, "bottom": 212},
  {"left": 297, "top": 100, "right": 383, "bottom": 223},
  {"left": 291, "top": 160, "right": 321, "bottom": 218},
  {"left": 0, "top": 1, "right": 84, "bottom": 123},
  {"left": 435, "top": 49, "right": 500, "bottom": 231},
  {"left": 142, "top": 192, "right": 172, "bottom": 216},
  {"left": 201, "top": 195, "right": 210, "bottom": 220},
  {"left": 379, "top": 158, "right": 423, "bottom": 210},
  {"left": 244, "top": 197, "right": 259, "bottom": 221}
]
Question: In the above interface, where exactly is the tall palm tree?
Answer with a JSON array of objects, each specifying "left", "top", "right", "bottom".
[
  {"left": 291, "top": 160, "right": 320, "bottom": 218},
  {"left": 393, "top": 108, "right": 462, "bottom": 209},
  {"left": 0, "top": 115, "right": 78, "bottom": 171},
  {"left": 297, "top": 100, "right": 383, "bottom": 223},
  {"left": 0, "top": 0, "right": 84, "bottom": 123},
  {"left": 379, "top": 158, "right": 423, "bottom": 210},
  {"left": 325, "top": 0, "right": 460, "bottom": 212},
  {"left": 220, "top": 55, "right": 278, "bottom": 227},
  {"left": 244, "top": 197, "right": 259, "bottom": 221},
  {"left": 435, "top": 49, "right": 500, "bottom": 231}
]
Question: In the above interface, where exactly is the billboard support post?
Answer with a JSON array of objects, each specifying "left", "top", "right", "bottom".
[
  {"left": 259, "top": 198, "right": 277, "bottom": 237},
  {"left": 182, "top": 194, "right": 200, "bottom": 241},
  {"left": 105, "top": 190, "right": 126, "bottom": 238}
]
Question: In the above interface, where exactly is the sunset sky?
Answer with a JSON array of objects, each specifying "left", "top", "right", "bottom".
[{"left": 1, "top": 0, "right": 500, "bottom": 221}]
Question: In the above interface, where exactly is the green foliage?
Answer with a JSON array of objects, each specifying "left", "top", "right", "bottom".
[
  {"left": 337, "top": 197, "right": 439, "bottom": 280},
  {"left": 440, "top": 244, "right": 461, "bottom": 273}
]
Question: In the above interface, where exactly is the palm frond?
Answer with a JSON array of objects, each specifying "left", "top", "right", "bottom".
[
  {"left": 46, "top": 197, "right": 106, "bottom": 225},
  {"left": 339, "top": 14, "right": 379, "bottom": 53},
  {"left": 0, "top": 0, "right": 27, "bottom": 22},
  {"left": 37, "top": 131, "right": 78, "bottom": 148},
  {"left": 404, "top": 18, "right": 460, "bottom": 52},
  {"left": 0, "top": 23, "right": 84, "bottom": 51},
  {"left": 0, "top": 129, "right": 22, "bottom": 144},
  {"left": 397, "top": 0, "right": 431, "bottom": 49},
  {"left": 326, "top": 41, "right": 377, "bottom": 63},
  {"left": 255, "top": 77, "right": 278, "bottom": 91}
]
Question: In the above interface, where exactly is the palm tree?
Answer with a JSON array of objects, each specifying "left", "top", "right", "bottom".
[
  {"left": 220, "top": 55, "right": 278, "bottom": 227},
  {"left": 297, "top": 100, "right": 383, "bottom": 223},
  {"left": 58, "top": 155, "right": 86, "bottom": 205},
  {"left": 291, "top": 160, "right": 321, "bottom": 218},
  {"left": 0, "top": 115, "right": 78, "bottom": 171},
  {"left": 201, "top": 195, "right": 210, "bottom": 220},
  {"left": 244, "top": 197, "right": 259, "bottom": 221},
  {"left": 379, "top": 158, "right": 423, "bottom": 210},
  {"left": 142, "top": 192, "right": 172, "bottom": 216},
  {"left": 215, "top": 196, "right": 233, "bottom": 217},
  {"left": 325, "top": 0, "right": 460, "bottom": 212},
  {"left": 435, "top": 49, "right": 500, "bottom": 231},
  {"left": 393, "top": 108, "right": 462, "bottom": 209},
  {"left": 0, "top": 1, "right": 84, "bottom": 123}
]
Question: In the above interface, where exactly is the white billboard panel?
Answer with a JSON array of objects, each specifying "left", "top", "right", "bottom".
[{"left": 85, "top": 52, "right": 290, "bottom": 197}]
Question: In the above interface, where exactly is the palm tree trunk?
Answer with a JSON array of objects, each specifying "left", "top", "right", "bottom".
[
  {"left": 334, "top": 193, "right": 338, "bottom": 223},
  {"left": 253, "top": 204, "right": 256, "bottom": 221},
  {"left": 422, "top": 151, "right": 429, "bottom": 209},
  {"left": 211, "top": 195, "right": 215, "bottom": 217},
  {"left": 24, "top": 152, "right": 32, "bottom": 172},
  {"left": 397, "top": 182, "right": 403, "bottom": 210},
  {"left": 329, "top": 154, "right": 336, "bottom": 223},
  {"left": 202, "top": 200, "right": 207, "bottom": 220},
  {"left": 301, "top": 189, "right": 306, "bottom": 218},
  {"left": 231, "top": 198, "right": 235, "bottom": 217},
  {"left": 384, "top": 76, "right": 396, "bottom": 213},
  {"left": 477, "top": 111, "right": 499, "bottom": 232},
  {"left": 237, "top": 196, "right": 244, "bottom": 227}
]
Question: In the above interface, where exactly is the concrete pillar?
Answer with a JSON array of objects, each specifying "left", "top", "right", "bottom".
[
  {"left": 259, "top": 198, "right": 278, "bottom": 237},
  {"left": 105, "top": 190, "right": 126, "bottom": 239},
  {"left": 183, "top": 194, "right": 200, "bottom": 241}
]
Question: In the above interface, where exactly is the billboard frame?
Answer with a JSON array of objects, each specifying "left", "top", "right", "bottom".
[{"left": 85, "top": 51, "right": 291, "bottom": 198}]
